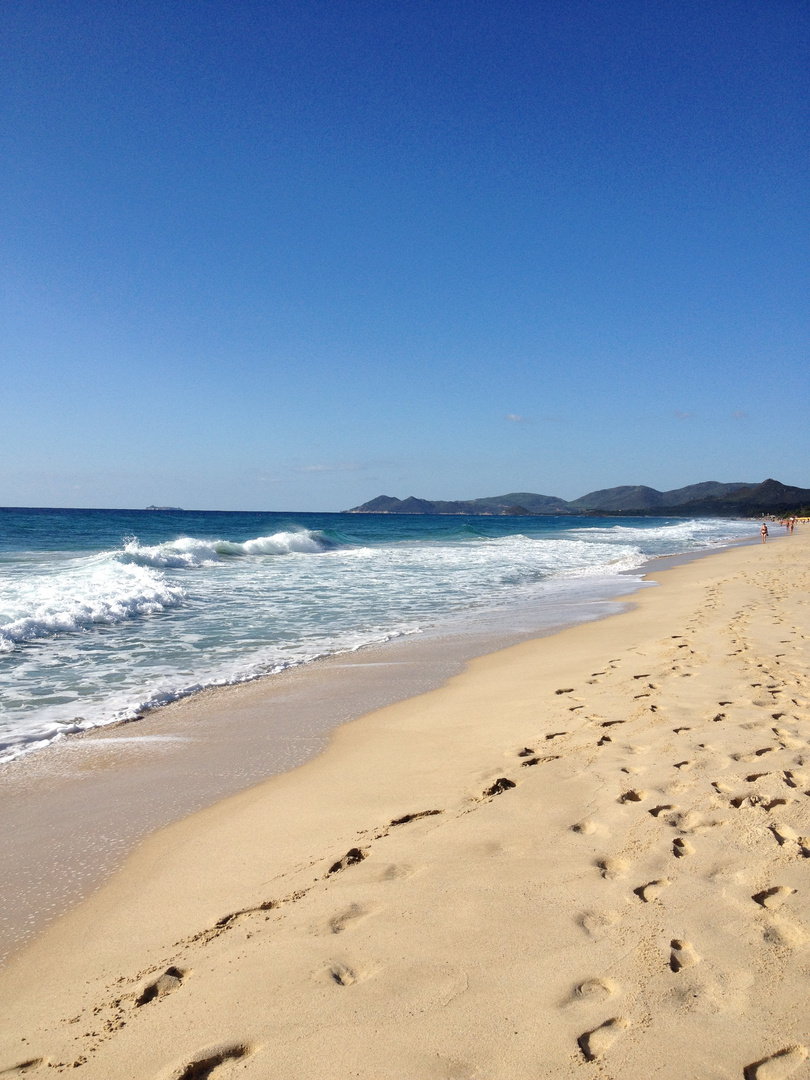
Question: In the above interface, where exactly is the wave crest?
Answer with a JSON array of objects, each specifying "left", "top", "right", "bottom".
[{"left": 120, "top": 529, "right": 333, "bottom": 567}]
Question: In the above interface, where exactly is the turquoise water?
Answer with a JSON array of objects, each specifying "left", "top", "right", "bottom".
[{"left": 0, "top": 507, "right": 755, "bottom": 761}]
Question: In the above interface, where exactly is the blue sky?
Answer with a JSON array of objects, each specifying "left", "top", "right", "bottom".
[{"left": 1, "top": 0, "right": 808, "bottom": 510}]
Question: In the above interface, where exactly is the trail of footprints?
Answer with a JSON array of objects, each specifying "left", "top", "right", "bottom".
[
  {"left": 7, "top": 573, "right": 810, "bottom": 1079},
  {"left": 555, "top": 608, "right": 810, "bottom": 1070}
]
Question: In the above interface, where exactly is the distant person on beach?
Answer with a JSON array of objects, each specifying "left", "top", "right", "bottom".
[{"left": 761, "top": 523, "right": 769, "bottom": 542}]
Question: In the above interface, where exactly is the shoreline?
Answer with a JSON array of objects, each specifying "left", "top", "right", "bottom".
[
  {"left": 3, "top": 531, "right": 808, "bottom": 1078},
  {"left": 1, "top": 517, "right": 759, "bottom": 767},
  {"left": 0, "top": 538, "right": 757, "bottom": 965}
]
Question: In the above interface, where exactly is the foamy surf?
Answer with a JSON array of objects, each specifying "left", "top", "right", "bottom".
[
  {"left": 120, "top": 529, "right": 336, "bottom": 567},
  {"left": 0, "top": 556, "right": 186, "bottom": 652}
]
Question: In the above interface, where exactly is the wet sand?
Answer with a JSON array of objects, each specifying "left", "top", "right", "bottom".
[{"left": 0, "top": 581, "right": 637, "bottom": 963}]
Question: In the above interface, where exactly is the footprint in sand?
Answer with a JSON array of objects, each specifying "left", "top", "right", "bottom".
[
  {"left": 734, "top": 748, "right": 777, "bottom": 763},
  {"left": 579, "top": 910, "right": 621, "bottom": 938},
  {"left": 774, "top": 730, "right": 805, "bottom": 750},
  {"left": 634, "top": 878, "right": 671, "bottom": 903},
  {"left": 671, "top": 810, "right": 726, "bottom": 834},
  {"left": 389, "top": 809, "right": 442, "bottom": 827},
  {"left": 670, "top": 939, "right": 700, "bottom": 971},
  {"left": 136, "top": 967, "right": 186, "bottom": 1007},
  {"left": 568, "top": 977, "right": 619, "bottom": 1004},
  {"left": 649, "top": 804, "right": 678, "bottom": 818},
  {"left": 378, "top": 863, "right": 419, "bottom": 881},
  {"left": 762, "top": 920, "right": 808, "bottom": 948},
  {"left": 327, "top": 848, "right": 367, "bottom": 875},
  {"left": 712, "top": 780, "right": 733, "bottom": 793},
  {"left": 673, "top": 837, "right": 694, "bottom": 857},
  {"left": 328, "top": 903, "right": 368, "bottom": 934},
  {"left": 329, "top": 962, "right": 360, "bottom": 986},
  {"left": 597, "top": 857, "right": 628, "bottom": 880},
  {"left": 571, "top": 818, "right": 598, "bottom": 835},
  {"left": 744, "top": 1045, "right": 809, "bottom": 1080},
  {"left": 483, "top": 777, "right": 516, "bottom": 798},
  {"left": 618, "top": 789, "right": 647, "bottom": 804},
  {"left": 769, "top": 823, "right": 799, "bottom": 846},
  {"left": 783, "top": 771, "right": 807, "bottom": 789},
  {"left": 577, "top": 1018, "right": 630, "bottom": 1061},
  {"left": 169, "top": 1042, "right": 254, "bottom": 1080},
  {"left": 753, "top": 886, "right": 796, "bottom": 911},
  {"left": 731, "top": 795, "right": 790, "bottom": 811}
]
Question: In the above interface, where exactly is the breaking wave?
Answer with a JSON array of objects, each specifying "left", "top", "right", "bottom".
[
  {"left": 0, "top": 558, "right": 186, "bottom": 652},
  {"left": 119, "top": 529, "right": 336, "bottom": 568}
]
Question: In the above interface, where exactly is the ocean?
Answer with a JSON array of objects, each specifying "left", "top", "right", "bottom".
[{"left": 0, "top": 507, "right": 756, "bottom": 763}]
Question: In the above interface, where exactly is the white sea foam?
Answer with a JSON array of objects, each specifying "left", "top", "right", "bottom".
[
  {"left": 0, "top": 557, "right": 186, "bottom": 652},
  {"left": 0, "top": 621, "right": 420, "bottom": 762},
  {"left": 120, "top": 529, "right": 333, "bottom": 568},
  {"left": 569, "top": 518, "right": 737, "bottom": 547}
]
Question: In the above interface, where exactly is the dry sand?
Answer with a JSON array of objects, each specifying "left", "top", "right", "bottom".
[{"left": 1, "top": 531, "right": 809, "bottom": 1080}]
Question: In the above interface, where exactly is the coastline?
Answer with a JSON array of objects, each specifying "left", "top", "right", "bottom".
[
  {"left": 3, "top": 529, "right": 808, "bottom": 1078},
  {"left": 0, "top": 511, "right": 759, "bottom": 767},
  {"left": 0, "top": 537, "right": 756, "bottom": 965}
]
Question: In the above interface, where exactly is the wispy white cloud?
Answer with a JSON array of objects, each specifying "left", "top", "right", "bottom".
[
  {"left": 674, "top": 410, "right": 692, "bottom": 420},
  {"left": 294, "top": 462, "right": 363, "bottom": 474},
  {"left": 731, "top": 410, "right": 748, "bottom": 420},
  {"left": 505, "top": 413, "right": 528, "bottom": 423}
]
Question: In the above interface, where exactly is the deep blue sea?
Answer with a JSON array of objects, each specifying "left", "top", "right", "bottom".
[{"left": 0, "top": 507, "right": 756, "bottom": 762}]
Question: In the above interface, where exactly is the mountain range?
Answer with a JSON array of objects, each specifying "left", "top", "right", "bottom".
[{"left": 346, "top": 479, "right": 810, "bottom": 517}]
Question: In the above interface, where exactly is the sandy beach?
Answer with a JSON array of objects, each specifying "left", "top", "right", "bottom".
[{"left": 1, "top": 530, "right": 809, "bottom": 1079}]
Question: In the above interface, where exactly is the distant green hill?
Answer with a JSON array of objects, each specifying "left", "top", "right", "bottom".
[
  {"left": 568, "top": 481, "right": 750, "bottom": 512},
  {"left": 645, "top": 479, "right": 810, "bottom": 517},
  {"left": 345, "top": 479, "right": 809, "bottom": 517},
  {"left": 349, "top": 492, "right": 570, "bottom": 515}
]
